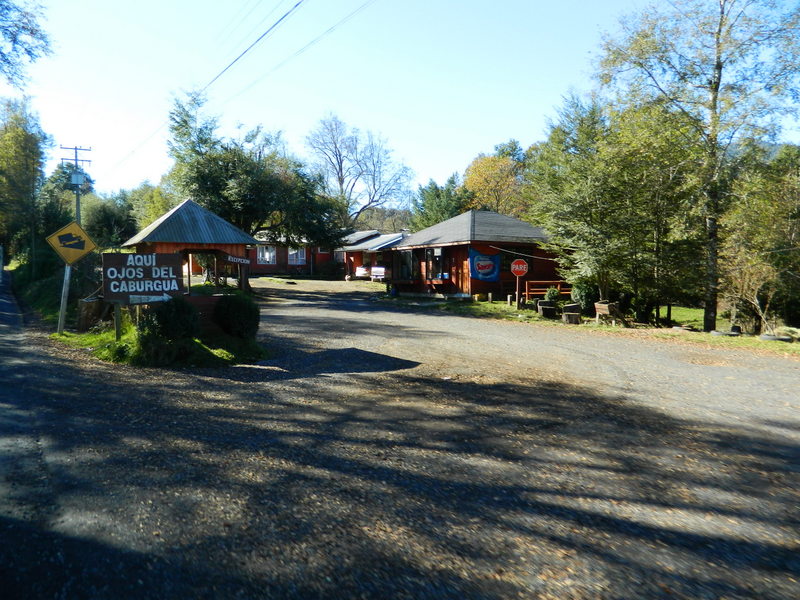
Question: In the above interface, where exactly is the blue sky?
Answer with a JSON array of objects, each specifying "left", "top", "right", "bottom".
[{"left": 1, "top": 0, "right": 676, "bottom": 194}]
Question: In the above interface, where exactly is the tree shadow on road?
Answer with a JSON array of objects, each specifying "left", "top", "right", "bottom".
[{"left": 1, "top": 337, "right": 798, "bottom": 599}]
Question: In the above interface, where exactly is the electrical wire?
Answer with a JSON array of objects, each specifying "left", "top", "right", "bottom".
[
  {"left": 219, "top": 0, "right": 290, "bottom": 66},
  {"left": 202, "top": 0, "right": 305, "bottom": 92},
  {"left": 221, "top": 0, "right": 379, "bottom": 105},
  {"left": 104, "top": 0, "right": 305, "bottom": 177},
  {"left": 105, "top": 0, "right": 378, "bottom": 181}
]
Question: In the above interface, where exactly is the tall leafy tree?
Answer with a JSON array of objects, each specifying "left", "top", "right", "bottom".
[
  {"left": 524, "top": 96, "right": 622, "bottom": 301},
  {"left": 463, "top": 153, "right": 524, "bottom": 217},
  {"left": 83, "top": 192, "right": 137, "bottom": 249},
  {"left": 411, "top": 174, "right": 470, "bottom": 231},
  {"left": 0, "top": 0, "right": 50, "bottom": 88},
  {"left": 127, "top": 181, "right": 177, "bottom": 229},
  {"left": 0, "top": 98, "right": 49, "bottom": 263},
  {"left": 722, "top": 144, "right": 800, "bottom": 331},
  {"left": 599, "top": 0, "right": 800, "bottom": 330},
  {"left": 525, "top": 96, "right": 704, "bottom": 320},
  {"left": 169, "top": 94, "right": 344, "bottom": 247},
  {"left": 306, "top": 113, "right": 412, "bottom": 226}
]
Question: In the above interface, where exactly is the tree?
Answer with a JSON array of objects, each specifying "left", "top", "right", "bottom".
[
  {"left": 411, "top": 174, "right": 470, "bottom": 231},
  {"left": 463, "top": 153, "right": 524, "bottom": 217},
  {"left": 83, "top": 192, "right": 137, "bottom": 248},
  {"left": 0, "top": 1, "right": 50, "bottom": 88},
  {"left": 599, "top": 0, "right": 800, "bottom": 330},
  {"left": 306, "top": 114, "right": 412, "bottom": 226},
  {"left": 127, "top": 181, "right": 177, "bottom": 229},
  {"left": 169, "top": 94, "right": 344, "bottom": 247},
  {"left": 524, "top": 95, "right": 704, "bottom": 320},
  {"left": 357, "top": 206, "right": 413, "bottom": 232},
  {"left": 0, "top": 98, "right": 49, "bottom": 264},
  {"left": 721, "top": 144, "right": 800, "bottom": 331},
  {"left": 524, "top": 96, "right": 622, "bottom": 302}
]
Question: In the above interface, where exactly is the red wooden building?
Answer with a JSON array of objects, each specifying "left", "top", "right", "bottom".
[
  {"left": 122, "top": 199, "right": 257, "bottom": 289},
  {"left": 387, "top": 210, "right": 563, "bottom": 298},
  {"left": 247, "top": 238, "right": 334, "bottom": 277}
]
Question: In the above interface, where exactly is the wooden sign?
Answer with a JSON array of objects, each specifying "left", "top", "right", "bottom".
[{"left": 102, "top": 253, "right": 185, "bottom": 305}]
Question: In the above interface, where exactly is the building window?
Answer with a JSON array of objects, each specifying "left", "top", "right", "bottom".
[
  {"left": 425, "top": 247, "right": 444, "bottom": 280},
  {"left": 288, "top": 247, "right": 306, "bottom": 265},
  {"left": 257, "top": 245, "right": 276, "bottom": 264}
]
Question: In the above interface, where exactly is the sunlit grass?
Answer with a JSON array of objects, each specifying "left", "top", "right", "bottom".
[{"left": 55, "top": 321, "right": 268, "bottom": 367}]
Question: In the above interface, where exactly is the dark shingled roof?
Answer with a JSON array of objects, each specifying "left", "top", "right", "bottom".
[
  {"left": 123, "top": 199, "right": 257, "bottom": 246},
  {"left": 344, "top": 232, "right": 406, "bottom": 252},
  {"left": 395, "top": 210, "right": 547, "bottom": 248}
]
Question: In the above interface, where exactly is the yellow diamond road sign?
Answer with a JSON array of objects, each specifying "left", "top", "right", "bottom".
[{"left": 46, "top": 222, "right": 97, "bottom": 265}]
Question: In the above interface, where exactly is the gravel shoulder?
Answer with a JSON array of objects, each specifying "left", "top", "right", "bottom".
[{"left": 1, "top": 274, "right": 798, "bottom": 599}]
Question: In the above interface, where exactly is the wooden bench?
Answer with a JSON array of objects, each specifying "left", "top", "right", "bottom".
[{"left": 525, "top": 280, "right": 572, "bottom": 302}]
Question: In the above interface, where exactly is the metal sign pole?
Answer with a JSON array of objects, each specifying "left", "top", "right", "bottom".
[{"left": 57, "top": 264, "right": 72, "bottom": 334}]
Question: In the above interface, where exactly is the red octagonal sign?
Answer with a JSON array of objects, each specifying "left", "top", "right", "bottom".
[{"left": 510, "top": 258, "right": 528, "bottom": 277}]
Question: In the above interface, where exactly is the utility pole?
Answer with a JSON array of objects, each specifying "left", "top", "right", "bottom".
[
  {"left": 56, "top": 146, "right": 91, "bottom": 335},
  {"left": 60, "top": 146, "right": 91, "bottom": 224}
]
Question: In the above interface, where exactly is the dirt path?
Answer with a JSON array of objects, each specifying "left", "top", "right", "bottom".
[{"left": 1, "top": 275, "right": 798, "bottom": 599}]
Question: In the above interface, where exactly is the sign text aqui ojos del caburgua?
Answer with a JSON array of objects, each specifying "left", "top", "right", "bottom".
[{"left": 102, "top": 253, "right": 185, "bottom": 305}]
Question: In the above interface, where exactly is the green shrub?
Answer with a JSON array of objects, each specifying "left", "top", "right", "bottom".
[
  {"left": 544, "top": 286, "right": 561, "bottom": 303},
  {"left": 212, "top": 293, "right": 260, "bottom": 339},
  {"left": 570, "top": 282, "right": 600, "bottom": 315},
  {"left": 139, "top": 296, "right": 199, "bottom": 341}
]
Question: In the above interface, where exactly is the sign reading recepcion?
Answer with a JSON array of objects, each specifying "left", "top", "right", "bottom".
[{"left": 102, "top": 253, "right": 185, "bottom": 305}]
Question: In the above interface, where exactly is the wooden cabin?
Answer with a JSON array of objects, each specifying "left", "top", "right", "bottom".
[{"left": 386, "top": 210, "right": 564, "bottom": 299}]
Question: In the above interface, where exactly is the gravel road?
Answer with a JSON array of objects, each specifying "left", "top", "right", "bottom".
[{"left": 1, "top": 274, "right": 798, "bottom": 599}]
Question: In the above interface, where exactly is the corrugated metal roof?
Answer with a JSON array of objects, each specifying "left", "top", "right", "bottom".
[
  {"left": 123, "top": 199, "right": 258, "bottom": 246},
  {"left": 344, "top": 232, "right": 406, "bottom": 252},
  {"left": 343, "top": 230, "right": 380, "bottom": 245},
  {"left": 395, "top": 210, "right": 548, "bottom": 248}
]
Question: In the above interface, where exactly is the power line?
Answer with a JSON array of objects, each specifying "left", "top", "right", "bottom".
[
  {"left": 218, "top": 0, "right": 289, "bottom": 65},
  {"left": 223, "top": 0, "right": 379, "bottom": 104},
  {"left": 105, "top": 0, "right": 378, "bottom": 183},
  {"left": 105, "top": 0, "right": 305, "bottom": 178},
  {"left": 202, "top": 0, "right": 305, "bottom": 92}
]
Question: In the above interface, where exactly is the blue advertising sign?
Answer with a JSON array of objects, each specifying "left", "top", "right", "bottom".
[{"left": 469, "top": 248, "right": 500, "bottom": 282}]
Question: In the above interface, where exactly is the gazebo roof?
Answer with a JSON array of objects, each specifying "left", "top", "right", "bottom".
[{"left": 123, "top": 199, "right": 257, "bottom": 247}]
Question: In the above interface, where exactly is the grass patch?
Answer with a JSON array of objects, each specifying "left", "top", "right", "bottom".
[
  {"left": 383, "top": 297, "right": 548, "bottom": 324},
  {"left": 55, "top": 321, "right": 268, "bottom": 368},
  {"left": 652, "top": 329, "right": 800, "bottom": 356},
  {"left": 660, "top": 305, "right": 704, "bottom": 328}
]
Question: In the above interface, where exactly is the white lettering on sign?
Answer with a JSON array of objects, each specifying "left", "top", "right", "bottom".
[
  {"left": 151, "top": 266, "right": 176, "bottom": 278},
  {"left": 106, "top": 266, "right": 145, "bottom": 279},
  {"left": 109, "top": 279, "right": 181, "bottom": 293},
  {"left": 126, "top": 254, "right": 156, "bottom": 266},
  {"left": 102, "top": 253, "right": 185, "bottom": 305}
]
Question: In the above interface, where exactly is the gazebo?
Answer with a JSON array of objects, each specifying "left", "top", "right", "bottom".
[{"left": 122, "top": 199, "right": 257, "bottom": 291}]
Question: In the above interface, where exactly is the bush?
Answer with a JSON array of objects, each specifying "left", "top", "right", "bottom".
[
  {"left": 139, "top": 296, "right": 199, "bottom": 341},
  {"left": 212, "top": 293, "right": 260, "bottom": 339},
  {"left": 570, "top": 282, "right": 600, "bottom": 315},
  {"left": 544, "top": 286, "right": 561, "bottom": 303}
]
